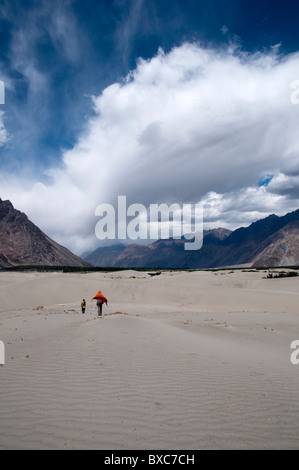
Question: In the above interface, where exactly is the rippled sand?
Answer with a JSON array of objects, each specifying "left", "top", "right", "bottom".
[{"left": 0, "top": 269, "right": 299, "bottom": 449}]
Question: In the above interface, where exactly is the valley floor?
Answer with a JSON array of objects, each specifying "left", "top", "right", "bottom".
[{"left": 0, "top": 269, "right": 298, "bottom": 450}]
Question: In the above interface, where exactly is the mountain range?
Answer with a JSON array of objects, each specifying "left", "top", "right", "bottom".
[
  {"left": 84, "top": 210, "right": 299, "bottom": 269},
  {"left": 0, "top": 199, "right": 88, "bottom": 268},
  {"left": 0, "top": 197, "right": 298, "bottom": 269}
]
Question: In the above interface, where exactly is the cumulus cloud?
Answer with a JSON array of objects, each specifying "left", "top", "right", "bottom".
[
  {"left": 202, "top": 186, "right": 288, "bottom": 230},
  {"left": 1, "top": 42, "right": 299, "bottom": 253}
]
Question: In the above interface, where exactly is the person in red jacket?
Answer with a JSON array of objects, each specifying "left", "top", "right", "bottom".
[{"left": 92, "top": 291, "right": 108, "bottom": 317}]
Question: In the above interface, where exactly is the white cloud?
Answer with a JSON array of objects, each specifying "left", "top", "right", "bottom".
[
  {"left": 1, "top": 42, "right": 299, "bottom": 254},
  {"left": 0, "top": 111, "right": 8, "bottom": 147},
  {"left": 202, "top": 186, "right": 289, "bottom": 231}
]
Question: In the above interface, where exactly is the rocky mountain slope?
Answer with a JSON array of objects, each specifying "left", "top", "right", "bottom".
[
  {"left": 252, "top": 220, "right": 299, "bottom": 267},
  {"left": 0, "top": 199, "right": 89, "bottom": 268}
]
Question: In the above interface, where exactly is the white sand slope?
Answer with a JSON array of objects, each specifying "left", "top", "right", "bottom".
[{"left": 0, "top": 269, "right": 299, "bottom": 450}]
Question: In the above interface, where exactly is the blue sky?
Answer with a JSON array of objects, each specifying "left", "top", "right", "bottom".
[{"left": 0, "top": 0, "right": 299, "bottom": 254}]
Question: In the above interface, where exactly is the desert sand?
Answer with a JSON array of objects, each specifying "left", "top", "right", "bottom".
[{"left": 0, "top": 268, "right": 299, "bottom": 450}]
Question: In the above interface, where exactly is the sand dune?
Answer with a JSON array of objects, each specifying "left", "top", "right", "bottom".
[{"left": 0, "top": 269, "right": 299, "bottom": 449}]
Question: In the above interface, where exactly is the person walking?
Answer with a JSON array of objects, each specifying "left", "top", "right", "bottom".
[
  {"left": 92, "top": 291, "right": 108, "bottom": 318},
  {"left": 81, "top": 299, "right": 86, "bottom": 314}
]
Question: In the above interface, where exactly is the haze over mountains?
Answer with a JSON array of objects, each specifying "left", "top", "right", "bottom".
[
  {"left": 0, "top": 199, "right": 88, "bottom": 268},
  {"left": 85, "top": 210, "right": 299, "bottom": 269},
  {"left": 0, "top": 198, "right": 298, "bottom": 269}
]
